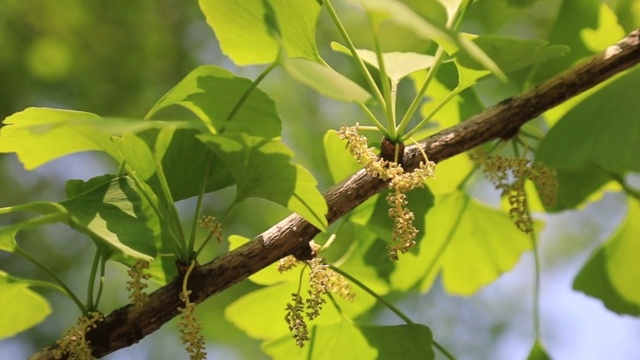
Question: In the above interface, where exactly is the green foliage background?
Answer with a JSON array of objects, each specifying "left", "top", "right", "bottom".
[{"left": 1, "top": 0, "right": 639, "bottom": 359}]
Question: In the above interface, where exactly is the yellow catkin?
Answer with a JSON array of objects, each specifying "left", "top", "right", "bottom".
[{"left": 338, "top": 125, "right": 436, "bottom": 259}]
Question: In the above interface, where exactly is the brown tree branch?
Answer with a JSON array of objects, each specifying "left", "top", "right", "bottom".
[{"left": 31, "top": 29, "right": 640, "bottom": 360}]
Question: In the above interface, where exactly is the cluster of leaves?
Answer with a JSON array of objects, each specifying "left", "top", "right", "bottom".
[{"left": 0, "top": 0, "right": 639, "bottom": 359}]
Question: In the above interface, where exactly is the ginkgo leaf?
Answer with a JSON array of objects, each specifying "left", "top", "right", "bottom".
[
  {"left": 0, "top": 271, "right": 51, "bottom": 339},
  {"left": 346, "top": 0, "right": 454, "bottom": 47},
  {"left": 61, "top": 175, "right": 158, "bottom": 262},
  {"left": 198, "top": 0, "right": 321, "bottom": 65},
  {"left": 116, "top": 129, "right": 234, "bottom": 202},
  {"left": 331, "top": 42, "right": 435, "bottom": 82},
  {"left": 529, "top": 0, "right": 601, "bottom": 84},
  {"left": 1, "top": 176, "right": 157, "bottom": 263},
  {"left": 228, "top": 235, "right": 300, "bottom": 286},
  {"left": 451, "top": 35, "right": 568, "bottom": 90},
  {"left": 346, "top": 0, "right": 505, "bottom": 80},
  {"left": 573, "top": 198, "right": 640, "bottom": 315},
  {"left": 0, "top": 108, "right": 119, "bottom": 170},
  {"left": 226, "top": 281, "right": 375, "bottom": 342},
  {"left": 323, "top": 130, "right": 362, "bottom": 184},
  {"left": 580, "top": 2, "right": 626, "bottom": 53},
  {"left": 350, "top": 187, "right": 434, "bottom": 245},
  {"left": 199, "top": 133, "right": 328, "bottom": 231},
  {"left": 146, "top": 65, "right": 282, "bottom": 138},
  {"left": 281, "top": 57, "right": 372, "bottom": 103},
  {"left": 537, "top": 67, "right": 640, "bottom": 174},
  {"left": 263, "top": 320, "right": 434, "bottom": 360},
  {"left": 385, "top": 191, "right": 531, "bottom": 294},
  {"left": 263, "top": 317, "right": 378, "bottom": 359}
]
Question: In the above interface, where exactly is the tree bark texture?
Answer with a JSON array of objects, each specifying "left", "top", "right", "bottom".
[{"left": 31, "top": 29, "right": 640, "bottom": 360}]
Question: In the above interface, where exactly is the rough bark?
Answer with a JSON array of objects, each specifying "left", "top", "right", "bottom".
[{"left": 31, "top": 29, "right": 640, "bottom": 360}]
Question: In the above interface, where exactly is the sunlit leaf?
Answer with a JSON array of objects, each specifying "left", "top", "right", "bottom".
[
  {"left": 359, "top": 324, "right": 434, "bottom": 359},
  {"left": 331, "top": 42, "right": 435, "bottom": 82},
  {"left": 537, "top": 68, "right": 640, "bottom": 174},
  {"left": 262, "top": 317, "right": 378, "bottom": 359},
  {"left": 451, "top": 35, "right": 568, "bottom": 90},
  {"left": 0, "top": 271, "right": 51, "bottom": 339},
  {"left": 263, "top": 320, "right": 433, "bottom": 360},
  {"left": 580, "top": 2, "right": 626, "bottom": 52},
  {"left": 198, "top": 0, "right": 321, "bottom": 65},
  {"left": 411, "top": 67, "right": 485, "bottom": 135},
  {"left": 0, "top": 226, "right": 19, "bottom": 253},
  {"left": 543, "top": 166, "right": 614, "bottom": 212},
  {"left": 0, "top": 108, "right": 119, "bottom": 170},
  {"left": 116, "top": 129, "right": 234, "bottom": 202},
  {"left": 282, "top": 57, "right": 372, "bottom": 103},
  {"left": 529, "top": 0, "right": 600, "bottom": 83},
  {"left": 323, "top": 130, "right": 362, "bottom": 184},
  {"left": 226, "top": 282, "right": 375, "bottom": 341},
  {"left": 228, "top": 235, "right": 300, "bottom": 285},
  {"left": 348, "top": 0, "right": 505, "bottom": 80},
  {"left": 350, "top": 187, "right": 434, "bottom": 245},
  {"left": 346, "top": 0, "right": 454, "bottom": 47},
  {"left": 62, "top": 175, "right": 158, "bottom": 262},
  {"left": 146, "top": 65, "right": 282, "bottom": 138},
  {"left": 573, "top": 198, "right": 640, "bottom": 315},
  {"left": 387, "top": 191, "right": 531, "bottom": 294},
  {"left": 199, "top": 133, "right": 328, "bottom": 230},
  {"left": 226, "top": 283, "right": 303, "bottom": 341}
]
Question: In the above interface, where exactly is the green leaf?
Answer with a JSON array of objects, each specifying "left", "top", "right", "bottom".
[
  {"left": 451, "top": 35, "right": 569, "bottom": 90},
  {"left": 529, "top": 0, "right": 600, "bottom": 83},
  {"left": 350, "top": 187, "right": 434, "bottom": 245},
  {"left": 0, "top": 226, "right": 19, "bottom": 253},
  {"left": 359, "top": 324, "right": 434, "bottom": 360},
  {"left": 198, "top": 0, "right": 321, "bottom": 65},
  {"left": 226, "top": 283, "right": 302, "bottom": 341},
  {"left": 199, "top": 134, "right": 328, "bottom": 231},
  {"left": 323, "top": 130, "right": 362, "bottom": 184},
  {"left": 346, "top": 0, "right": 455, "bottom": 48},
  {"left": 545, "top": 166, "right": 613, "bottom": 212},
  {"left": 117, "top": 129, "right": 234, "bottom": 202},
  {"left": 61, "top": 175, "right": 158, "bottom": 262},
  {"left": 146, "top": 65, "right": 282, "bottom": 138},
  {"left": 331, "top": 42, "right": 435, "bottom": 82},
  {"left": 536, "top": 67, "right": 640, "bottom": 174},
  {"left": 228, "top": 235, "right": 300, "bottom": 285},
  {"left": 262, "top": 316, "right": 378, "bottom": 359},
  {"left": 527, "top": 340, "right": 552, "bottom": 360},
  {"left": 281, "top": 57, "right": 372, "bottom": 103},
  {"left": 573, "top": 198, "right": 640, "bottom": 315},
  {"left": 262, "top": 320, "right": 434, "bottom": 360},
  {"left": 346, "top": 0, "right": 505, "bottom": 80},
  {"left": 0, "top": 271, "right": 51, "bottom": 339},
  {"left": 580, "top": 2, "right": 626, "bottom": 52},
  {"left": 389, "top": 191, "right": 531, "bottom": 294},
  {"left": 0, "top": 108, "right": 120, "bottom": 170}
]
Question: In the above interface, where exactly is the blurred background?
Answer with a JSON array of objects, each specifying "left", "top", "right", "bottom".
[{"left": 1, "top": 0, "right": 640, "bottom": 359}]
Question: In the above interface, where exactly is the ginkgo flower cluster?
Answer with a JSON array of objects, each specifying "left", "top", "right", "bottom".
[
  {"left": 471, "top": 149, "right": 558, "bottom": 233},
  {"left": 282, "top": 256, "right": 355, "bottom": 347},
  {"left": 54, "top": 312, "right": 103, "bottom": 360},
  {"left": 338, "top": 124, "right": 436, "bottom": 259}
]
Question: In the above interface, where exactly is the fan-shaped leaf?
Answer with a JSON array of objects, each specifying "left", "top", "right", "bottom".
[
  {"left": 537, "top": 67, "right": 640, "bottom": 174},
  {"left": 573, "top": 198, "right": 640, "bottom": 315},
  {"left": 199, "top": 134, "right": 328, "bottom": 230},
  {"left": 331, "top": 42, "right": 435, "bottom": 82},
  {"left": 198, "top": 0, "right": 321, "bottom": 65},
  {"left": 0, "top": 271, "right": 51, "bottom": 339},
  {"left": 146, "top": 65, "right": 282, "bottom": 138}
]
